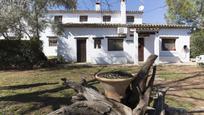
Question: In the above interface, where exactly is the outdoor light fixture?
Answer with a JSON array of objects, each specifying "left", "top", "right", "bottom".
[{"left": 183, "top": 45, "right": 187, "bottom": 50}]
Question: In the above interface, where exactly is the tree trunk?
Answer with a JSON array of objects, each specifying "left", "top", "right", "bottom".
[
  {"left": 49, "top": 55, "right": 159, "bottom": 115},
  {"left": 124, "top": 55, "right": 158, "bottom": 109}
]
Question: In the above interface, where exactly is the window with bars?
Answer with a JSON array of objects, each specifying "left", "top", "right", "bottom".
[
  {"left": 161, "top": 38, "right": 176, "bottom": 51},
  {"left": 108, "top": 39, "right": 123, "bottom": 51},
  {"left": 48, "top": 37, "right": 58, "bottom": 46},
  {"left": 103, "top": 15, "right": 111, "bottom": 22},
  {"left": 80, "top": 15, "right": 88, "bottom": 22}
]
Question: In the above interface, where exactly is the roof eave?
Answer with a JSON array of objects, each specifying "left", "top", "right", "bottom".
[
  {"left": 63, "top": 23, "right": 192, "bottom": 29},
  {"left": 47, "top": 10, "right": 143, "bottom": 14}
]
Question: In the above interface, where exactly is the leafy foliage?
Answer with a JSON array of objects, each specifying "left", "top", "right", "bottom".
[
  {"left": 0, "top": 39, "right": 47, "bottom": 69},
  {"left": 0, "top": 0, "right": 29, "bottom": 39},
  {"left": 191, "top": 30, "right": 204, "bottom": 57},
  {"left": 0, "top": 0, "right": 77, "bottom": 39},
  {"left": 165, "top": 0, "right": 204, "bottom": 57},
  {"left": 165, "top": 0, "right": 204, "bottom": 27}
]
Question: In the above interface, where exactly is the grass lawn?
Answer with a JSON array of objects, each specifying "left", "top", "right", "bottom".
[{"left": 0, "top": 64, "right": 204, "bottom": 114}]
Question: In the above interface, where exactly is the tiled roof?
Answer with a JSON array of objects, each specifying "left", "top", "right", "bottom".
[
  {"left": 48, "top": 10, "right": 143, "bottom": 14},
  {"left": 63, "top": 23, "right": 126, "bottom": 28},
  {"left": 63, "top": 23, "right": 192, "bottom": 29},
  {"left": 130, "top": 24, "right": 191, "bottom": 28}
]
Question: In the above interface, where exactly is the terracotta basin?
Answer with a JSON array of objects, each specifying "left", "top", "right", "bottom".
[{"left": 95, "top": 73, "right": 133, "bottom": 102}]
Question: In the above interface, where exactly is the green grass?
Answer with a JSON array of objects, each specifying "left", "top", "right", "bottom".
[
  {"left": 47, "top": 56, "right": 57, "bottom": 59},
  {"left": 165, "top": 96, "right": 194, "bottom": 110},
  {"left": 158, "top": 72, "right": 186, "bottom": 80},
  {"left": 0, "top": 64, "right": 203, "bottom": 114},
  {"left": 0, "top": 65, "right": 139, "bottom": 114},
  {"left": 185, "top": 89, "right": 204, "bottom": 99}
]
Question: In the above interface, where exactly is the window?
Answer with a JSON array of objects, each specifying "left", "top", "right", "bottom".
[
  {"left": 94, "top": 39, "right": 101, "bottom": 49},
  {"left": 127, "top": 16, "right": 134, "bottom": 23},
  {"left": 161, "top": 38, "right": 176, "bottom": 51},
  {"left": 80, "top": 15, "right": 88, "bottom": 22},
  {"left": 48, "top": 37, "right": 58, "bottom": 46},
  {"left": 129, "top": 32, "right": 134, "bottom": 37},
  {"left": 54, "top": 16, "right": 62, "bottom": 23},
  {"left": 103, "top": 15, "right": 111, "bottom": 22},
  {"left": 108, "top": 39, "right": 123, "bottom": 51},
  {"left": 130, "top": 34, "right": 134, "bottom": 37}
]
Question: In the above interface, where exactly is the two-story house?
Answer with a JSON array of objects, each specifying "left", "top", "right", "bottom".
[{"left": 41, "top": 0, "right": 191, "bottom": 64}]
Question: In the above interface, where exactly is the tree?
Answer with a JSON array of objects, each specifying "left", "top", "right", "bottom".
[
  {"left": 165, "top": 0, "right": 204, "bottom": 27},
  {"left": 0, "top": 0, "right": 28, "bottom": 39},
  {"left": 191, "top": 30, "right": 204, "bottom": 57},
  {"left": 166, "top": 0, "right": 204, "bottom": 57},
  {"left": 0, "top": 0, "right": 77, "bottom": 39}
]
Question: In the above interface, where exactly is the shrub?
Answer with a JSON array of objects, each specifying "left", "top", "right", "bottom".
[
  {"left": 0, "top": 39, "right": 47, "bottom": 69},
  {"left": 57, "top": 55, "right": 66, "bottom": 64},
  {"left": 46, "top": 56, "right": 67, "bottom": 66},
  {"left": 191, "top": 30, "right": 204, "bottom": 58}
]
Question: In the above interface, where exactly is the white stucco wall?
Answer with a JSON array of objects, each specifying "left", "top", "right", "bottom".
[
  {"left": 48, "top": 12, "right": 142, "bottom": 24},
  {"left": 144, "top": 34, "right": 156, "bottom": 61},
  {"left": 40, "top": 27, "right": 58, "bottom": 57},
  {"left": 56, "top": 28, "right": 135, "bottom": 64},
  {"left": 41, "top": 26, "right": 191, "bottom": 64},
  {"left": 143, "top": 29, "right": 191, "bottom": 63},
  {"left": 158, "top": 29, "right": 191, "bottom": 63},
  {"left": 126, "top": 14, "right": 142, "bottom": 24}
]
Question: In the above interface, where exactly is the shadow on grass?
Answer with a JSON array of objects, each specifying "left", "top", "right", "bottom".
[
  {"left": 156, "top": 73, "right": 204, "bottom": 87},
  {"left": 168, "top": 94, "right": 204, "bottom": 102},
  {"left": 0, "top": 64, "right": 104, "bottom": 72},
  {"left": 41, "top": 64, "right": 98, "bottom": 71},
  {"left": 155, "top": 70, "right": 204, "bottom": 114},
  {"left": 0, "top": 84, "right": 73, "bottom": 114},
  {"left": 0, "top": 82, "right": 58, "bottom": 90},
  {"left": 155, "top": 71, "right": 204, "bottom": 94}
]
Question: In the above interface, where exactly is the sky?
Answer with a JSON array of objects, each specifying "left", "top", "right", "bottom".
[{"left": 77, "top": 0, "right": 167, "bottom": 24}]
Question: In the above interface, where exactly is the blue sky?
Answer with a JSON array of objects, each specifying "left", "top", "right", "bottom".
[{"left": 77, "top": 0, "right": 167, "bottom": 24}]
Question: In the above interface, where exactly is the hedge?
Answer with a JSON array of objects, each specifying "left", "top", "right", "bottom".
[{"left": 0, "top": 39, "right": 47, "bottom": 69}]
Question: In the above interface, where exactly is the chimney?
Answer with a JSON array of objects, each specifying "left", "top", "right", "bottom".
[
  {"left": 95, "top": 0, "right": 101, "bottom": 11},
  {"left": 121, "top": 0, "right": 126, "bottom": 24}
]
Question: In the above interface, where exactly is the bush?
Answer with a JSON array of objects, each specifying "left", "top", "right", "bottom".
[
  {"left": 0, "top": 39, "right": 47, "bottom": 69},
  {"left": 46, "top": 56, "right": 67, "bottom": 66},
  {"left": 57, "top": 55, "right": 66, "bottom": 64},
  {"left": 191, "top": 30, "right": 204, "bottom": 58}
]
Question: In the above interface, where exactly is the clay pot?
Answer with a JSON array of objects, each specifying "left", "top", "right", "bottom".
[{"left": 95, "top": 74, "right": 133, "bottom": 102}]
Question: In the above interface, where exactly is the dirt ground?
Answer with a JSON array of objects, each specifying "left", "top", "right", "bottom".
[{"left": 155, "top": 65, "right": 204, "bottom": 115}]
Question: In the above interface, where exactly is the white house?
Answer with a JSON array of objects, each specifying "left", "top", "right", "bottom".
[{"left": 41, "top": 0, "right": 191, "bottom": 64}]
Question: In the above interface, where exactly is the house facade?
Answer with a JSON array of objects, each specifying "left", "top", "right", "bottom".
[{"left": 41, "top": 0, "right": 191, "bottom": 64}]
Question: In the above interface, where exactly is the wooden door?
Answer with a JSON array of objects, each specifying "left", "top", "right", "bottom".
[
  {"left": 77, "top": 39, "right": 86, "bottom": 62},
  {"left": 138, "top": 38, "right": 144, "bottom": 61}
]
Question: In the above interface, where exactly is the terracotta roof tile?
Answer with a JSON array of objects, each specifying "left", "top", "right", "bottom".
[
  {"left": 48, "top": 10, "right": 143, "bottom": 14},
  {"left": 130, "top": 24, "right": 191, "bottom": 28},
  {"left": 63, "top": 23, "right": 192, "bottom": 29}
]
